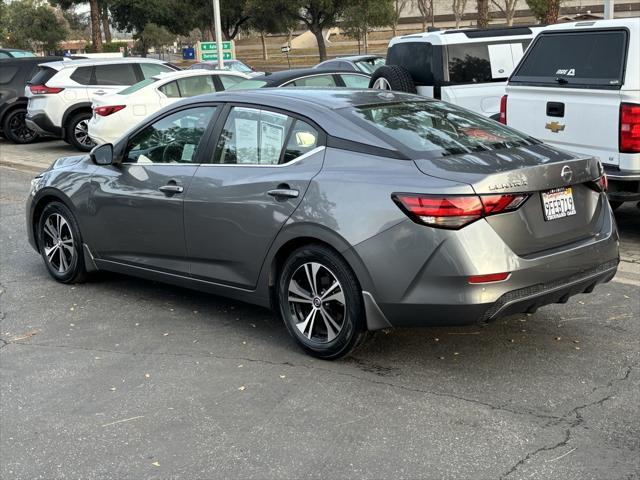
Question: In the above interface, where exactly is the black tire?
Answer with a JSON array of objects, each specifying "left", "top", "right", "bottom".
[
  {"left": 2, "top": 108, "right": 38, "bottom": 144},
  {"left": 37, "top": 201, "right": 88, "bottom": 284},
  {"left": 277, "top": 244, "right": 368, "bottom": 359},
  {"left": 368, "top": 65, "right": 417, "bottom": 94},
  {"left": 609, "top": 200, "right": 623, "bottom": 211},
  {"left": 66, "top": 111, "right": 95, "bottom": 152}
]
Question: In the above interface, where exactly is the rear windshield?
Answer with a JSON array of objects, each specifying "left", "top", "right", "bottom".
[
  {"left": 118, "top": 77, "right": 157, "bottom": 95},
  {"left": 348, "top": 101, "right": 534, "bottom": 157},
  {"left": 510, "top": 30, "right": 627, "bottom": 89},
  {"left": 354, "top": 57, "right": 385, "bottom": 74},
  {"left": 29, "top": 66, "right": 57, "bottom": 85},
  {"left": 226, "top": 79, "right": 267, "bottom": 90}
]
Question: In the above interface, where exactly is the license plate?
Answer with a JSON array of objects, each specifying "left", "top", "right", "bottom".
[{"left": 542, "top": 187, "right": 576, "bottom": 221}]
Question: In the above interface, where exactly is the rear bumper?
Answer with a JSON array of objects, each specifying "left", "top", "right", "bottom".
[
  {"left": 605, "top": 166, "right": 640, "bottom": 202},
  {"left": 354, "top": 198, "right": 619, "bottom": 329},
  {"left": 25, "top": 113, "right": 62, "bottom": 138}
]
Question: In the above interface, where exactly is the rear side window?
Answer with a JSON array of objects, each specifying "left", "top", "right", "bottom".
[
  {"left": 140, "top": 63, "right": 174, "bottom": 78},
  {"left": 70, "top": 66, "right": 93, "bottom": 85},
  {"left": 176, "top": 75, "right": 215, "bottom": 96},
  {"left": 31, "top": 66, "right": 58, "bottom": 85},
  {"left": 510, "top": 30, "right": 627, "bottom": 89},
  {"left": 387, "top": 42, "right": 437, "bottom": 86},
  {"left": 447, "top": 41, "right": 528, "bottom": 84},
  {"left": 159, "top": 80, "right": 180, "bottom": 98},
  {"left": 94, "top": 64, "right": 138, "bottom": 85},
  {"left": 0, "top": 67, "right": 19, "bottom": 84}
]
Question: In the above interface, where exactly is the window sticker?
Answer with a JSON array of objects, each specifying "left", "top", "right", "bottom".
[
  {"left": 235, "top": 118, "right": 259, "bottom": 163},
  {"left": 260, "top": 122, "right": 285, "bottom": 164},
  {"left": 181, "top": 143, "right": 196, "bottom": 162}
]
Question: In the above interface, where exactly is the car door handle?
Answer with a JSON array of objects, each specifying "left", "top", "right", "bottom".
[
  {"left": 94, "top": 90, "right": 107, "bottom": 95},
  {"left": 159, "top": 184, "right": 184, "bottom": 194},
  {"left": 267, "top": 188, "right": 299, "bottom": 199}
]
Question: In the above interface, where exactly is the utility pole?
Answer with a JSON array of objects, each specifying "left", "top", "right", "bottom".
[
  {"left": 212, "top": 0, "right": 224, "bottom": 69},
  {"left": 604, "top": 0, "right": 614, "bottom": 19}
]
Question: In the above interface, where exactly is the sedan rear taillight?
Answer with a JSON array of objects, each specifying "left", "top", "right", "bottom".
[
  {"left": 498, "top": 95, "right": 507, "bottom": 124},
  {"left": 393, "top": 193, "right": 529, "bottom": 229},
  {"left": 29, "top": 85, "right": 64, "bottom": 94},
  {"left": 620, "top": 102, "right": 640, "bottom": 153},
  {"left": 94, "top": 105, "right": 126, "bottom": 117}
]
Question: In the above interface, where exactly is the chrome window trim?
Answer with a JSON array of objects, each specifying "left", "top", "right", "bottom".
[
  {"left": 202, "top": 145, "right": 325, "bottom": 168},
  {"left": 279, "top": 72, "right": 366, "bottom": 87}
]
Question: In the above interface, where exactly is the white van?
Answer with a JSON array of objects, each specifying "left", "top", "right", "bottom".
[
  {"left": 371, "top": 26, "right": 542, "bottom": 118},
  {"left": 502, "top": 18, "right": 640, "bottom": 209}
]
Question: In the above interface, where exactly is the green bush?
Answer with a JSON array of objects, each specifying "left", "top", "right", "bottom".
[{"left": 84, "top": 42, "right": 126, "bottom": 53}]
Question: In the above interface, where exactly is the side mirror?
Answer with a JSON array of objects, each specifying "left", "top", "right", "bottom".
[{"left": 90, "top": 143, "right": 113, "bottom": 165}]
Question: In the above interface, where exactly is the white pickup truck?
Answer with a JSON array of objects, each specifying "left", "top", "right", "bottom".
[{"left": 501, "top": 18, "right": 640, "bottom": 209}]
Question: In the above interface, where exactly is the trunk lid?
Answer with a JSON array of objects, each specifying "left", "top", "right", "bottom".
[{"left": 413, "top": 144, "right": 606, "bottom": 256}]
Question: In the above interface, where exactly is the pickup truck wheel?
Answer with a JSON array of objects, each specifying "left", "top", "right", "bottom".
[{"left": 369, "top": 65, "right": 417, "bottom": 94}]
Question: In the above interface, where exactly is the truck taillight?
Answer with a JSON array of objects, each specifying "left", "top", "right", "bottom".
[
  {"left": 29, "top": 85, "right": 64, "bottom": 95},
  {"left": 620, "top": 103, "right": 640, "bottom": 153},
  {"left": 392, "top": 193, "right": 528, "bottom": 230},
  {"left": 499, "top": 95, "right": 507, "bottom": 124}
]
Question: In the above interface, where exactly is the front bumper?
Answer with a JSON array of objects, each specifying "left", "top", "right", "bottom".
[
  {"left": 25, "top": 113, "right": 62, "bottom": 138},
  {"left": 354, "top": 200, "right": 619, "bottom": 329}
]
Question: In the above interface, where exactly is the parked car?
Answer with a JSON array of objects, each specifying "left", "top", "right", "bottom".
[
  {"left": 24, "top": 58, "right": 180, "bottom": 151},
  {"left": 314, "top": 55, "right": 385, "bottom": 74},
  {"left": 27, "top": 89, "right": 618, "bottom": 359},
  {"left": 502, "top": 18, "right": 640, "bottom": 210},
  {"left": 227, "top": 67, "right": 371, "bottom": 89},
  {"left": 0, "top": 56, "right": 64, "bottom": 143},
  {"left": 88, "top": 69, "right": 250, "bottom": 145},
  {"left": 0, "top": 48, "right": 36, "bottom": 59},
  {"left": 371, "top": 26, "right": 542, "bottom": 118},
  {"left": 189, "top": 59, "right": 263, "bottom": 77}
]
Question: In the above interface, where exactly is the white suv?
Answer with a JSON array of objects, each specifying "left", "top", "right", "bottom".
[
  {"left": 371, "top": 26, "right": 542, "bottom": 118},
  {"left": 502, "top": 18, "right": 640, "bottom": 209},
  {"left": 25, "top": 58, "right": 179, "bottom": 151}
]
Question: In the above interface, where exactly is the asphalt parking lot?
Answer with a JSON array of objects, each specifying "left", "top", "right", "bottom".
[{"left": 1, "top": 139, "right": 639, "bottom": 480}]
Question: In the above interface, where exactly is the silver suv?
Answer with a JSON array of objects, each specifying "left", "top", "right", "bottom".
[{"left": 25, "top": 58, "right": 179, "bottom": 151}]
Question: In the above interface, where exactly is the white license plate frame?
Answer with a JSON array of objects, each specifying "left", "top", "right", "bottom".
[{"left": 541, "top": 187, "right": 577, "bottom": 221}]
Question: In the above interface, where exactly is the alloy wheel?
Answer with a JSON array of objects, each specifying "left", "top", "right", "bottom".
[
  {"left": 372, "top": 77, "right": 392, "bottom": 90},
  {"left": 287, "top": 262, "right": 346, "bottom": 343},
  {"left": 8, "top": 111, "right": 36, "bottom": 142},
  {"left": 42, "top": 213, "right": 76, "bottom": 274},
  {"left": 74, "top": 119, "right": 94, "bottom": 148}
]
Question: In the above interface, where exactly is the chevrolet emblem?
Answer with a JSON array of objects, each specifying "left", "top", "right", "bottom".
[{"left": 545, "top": 121, "right": 565, "bottom": 133}]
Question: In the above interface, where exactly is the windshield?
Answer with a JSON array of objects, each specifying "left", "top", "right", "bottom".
[
  {"left": 226, "top": 61, "right": 252, "bottom": 73},
  {"left": 10, "top": 50, "right": 36, "bottom": 58},
  {"left": 226, "top": 79, "right": 267, "bottom": 90},
  {"left": 355, "top": 57, "right": 385, "bottom": 74},
  {"left": 118, "top": 77, "right": 157, "bottom": 95},
  {"left": 349, "top": 101, "right": 534, "bottom": 157}
]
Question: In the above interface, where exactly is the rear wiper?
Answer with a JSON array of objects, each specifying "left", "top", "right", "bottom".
[{"left": 555, "top": 77, "right": 569, "bottom": 85}]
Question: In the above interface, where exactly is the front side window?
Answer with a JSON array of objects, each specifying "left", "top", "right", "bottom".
[
  {"left": 125, "top": 106, "right": 216, "bottom": 164},
  {"left": 213, "top": 107, "right": 319, "bottom": 165},
  {"left": 287, "top": 75, "right": 337, "bottom": 87},
  {"left": 349, "top": 100, "right": 533, "bottom": 158},
  {"left": 341, "top": 74, "right": 370, "bottom": 88},
  {"left": 140, "top": 62, "right": 174, "bottom": 78},
  {"left": 94, "top": 64, "right": 138, "bottom": 85},
  {"left": 510, "top": 30, "right": 627, "bottom": 88}
]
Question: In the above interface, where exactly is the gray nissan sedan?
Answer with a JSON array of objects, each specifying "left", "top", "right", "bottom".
[{"left": 27, "top": 89, "right": 619, "bottom": 359}]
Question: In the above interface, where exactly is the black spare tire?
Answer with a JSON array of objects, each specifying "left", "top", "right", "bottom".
[{"left": 369, "top": 65, "right": 417, "bottom": 94}]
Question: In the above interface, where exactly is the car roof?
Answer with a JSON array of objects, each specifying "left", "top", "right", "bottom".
[
  {"left": 390, "top": 25, "right": 542, "bottom": 46},
  {"left": 322, "top": 55, "right": 383, "bottom": 62},
  {"left": 0, "top": 56, "right": 63, "bottom": 66},
  {"left": 169, "top": 88, "right": 429, "bottom": 151},
  {"left": 37, "top": 57, "right": 170, "bottom": 70},
  {"left": 536, "top": 17, "right": 639, "bottom": 32},
  {"left": 253, "top": 68, "right": 368, "bottom": 85}
]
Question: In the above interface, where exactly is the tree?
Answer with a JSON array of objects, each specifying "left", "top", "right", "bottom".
[
  {"left": 342, "top": 0, "right": 394, "bottom": 53},
  {"left": 246, "top": 0, "right": 296, "bottom": 60},
  {"left": 139, "top": 22, "right": 174, "bottom": 53},
  {"left": 50, "top": 0, "right": 102, "bottom": 51},
  {"left": 414, "top": 0, "right": 434, "bottom": 30},
  {"left": 390, "top": 0, "right": 408, "bottom": 37},
  {"left": 452, "top": 0, "right": 468, "bottom": 28},
  {"left": 491, "top": 0, "right": 518, "bottom": 25},
  {"left": 526, "top": 0, "right": 562, "bottom": 24},
  {"left": 2, "top": 0, "right": 68, "bottom": 51},
  {"left": 476, "top": 0, "right": 490, "bottom": 27},
  {"left": 273, "top": 0, "right": 350, "bottom": 61},
  {"left": 101, "top": 1, "right": 112, "bottom": 43}
]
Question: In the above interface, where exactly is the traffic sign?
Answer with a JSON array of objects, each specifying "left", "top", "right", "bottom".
[
  {"left": 201, "top": 41, "right": 233, "bottom": 51},
  {"left": 202, "top": 51, "right": 233, "bottom": 61}
]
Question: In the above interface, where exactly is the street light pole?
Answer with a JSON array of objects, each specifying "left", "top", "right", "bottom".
[
  {"left": 604, "top": 0, "right": 614, "bottom": 19},
  {"left": 212, "top": 0, "right": 224, "bottom": 69}
]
